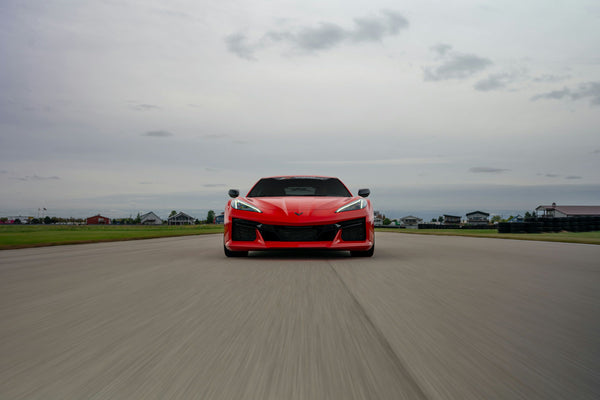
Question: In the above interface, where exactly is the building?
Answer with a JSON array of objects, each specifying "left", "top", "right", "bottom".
[
  {"left": 374, "top": 211, "right": 384, "bottom": 227},
  {"left": 536, "top": 203, "right": 600, "bottom": 218},
  {"left": 507, "top": 215, "right": 524, "bottom": 222},
  {"left": 400, "top": 216, "right": 423, "bottom": 229},
  {"left": 140, "top": 211, "right": 163, "bottom": 225},
  {"left": 87, "top": 214, "right": 110, "bottom": 225},
  {"left": 168, "top": 212, "right": 195, "bottom": 225},
  {"left": 214, "top": 213, "right": 225, "bottom": 224},
  {"left": 466, "top": 211, "right": 490, "bottom": 225},
  {"left": 443, "top": 215, "right": 461, "bottom": 225},
  {"left": 2, "top": 216, "right": 32, "bottom": 224}
]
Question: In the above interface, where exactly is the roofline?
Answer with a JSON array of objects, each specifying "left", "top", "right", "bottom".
[{"left": 466, "top": 211, "right": 490, "bottom": 216}]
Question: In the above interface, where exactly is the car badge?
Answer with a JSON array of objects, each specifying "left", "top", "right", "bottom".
[{"left": 294, "top": 212, "right": 303, "bottom": 216}]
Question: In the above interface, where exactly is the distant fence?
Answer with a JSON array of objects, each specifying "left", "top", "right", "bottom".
[
  {"left": 417, "top": 224, "right": 496, "bottom": 230},
  {"left": 418, "top": 224, "right": 460, "bottom": 229},
  {"left": 498, "top": 217, "right": 600, "bottom": 233}
]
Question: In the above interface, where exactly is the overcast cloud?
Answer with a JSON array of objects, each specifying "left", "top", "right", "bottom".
[
  {"left": 227, "top": 10, "right": 408, "bottom": 59},
  {"left": 1, "top": 0, "right": 599, "bottom": 219},
  {"left": 531, "top": 81, "right": 600, "bottom": 105},
  {"left": 424, "top": 44, "right": 492, "bottom": 81},
  {"left": 142, "top": 130, "right": 174, "bottom": 138},
  {"left": 474, "top": 70, "right": 525, "bottom": 91},
  {"left": 469, "top": 167, "right": 510, "bottom": 174}
]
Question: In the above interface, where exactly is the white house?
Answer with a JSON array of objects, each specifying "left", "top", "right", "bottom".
[
  {"left": 536, "top": 203, "right": 600, "bottom": 218},
  {"left": 443, "top": 215, "right": 461, "bottom": 225},
  {"left": 168, "top": 212, "right": 195, "bottom": 225},
  {"left": 466, "top": 211, "right": 490, "bottom": 225},
  {"left": 400, "top": 216, "right": 422, "bottom": 229},
  {"left": 140, "top": 211, "right": 163, "bottom": 225}
]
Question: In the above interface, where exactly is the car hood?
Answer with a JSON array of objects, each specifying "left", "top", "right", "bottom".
[{"left": 243, "top": 196, "right": 358, "bottom": 218}]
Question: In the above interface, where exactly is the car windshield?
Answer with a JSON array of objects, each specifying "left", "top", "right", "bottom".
[{"left": 247, "top": 177, "right": 352, "bottom": 197}]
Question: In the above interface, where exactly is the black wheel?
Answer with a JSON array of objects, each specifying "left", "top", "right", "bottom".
[
  {"left": 350, "top": 244, "right": 375, "bottom": 257},
  {"left": 224, "top": 245, "right": 248, "bottom": 257}
]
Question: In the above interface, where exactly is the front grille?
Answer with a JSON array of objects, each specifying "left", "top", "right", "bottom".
[
  {"left": 232, "top": 218, "right": 366, "bottom": 242},
  {"left": 259, "top": 224, "right": 338, "bottom": 242}
]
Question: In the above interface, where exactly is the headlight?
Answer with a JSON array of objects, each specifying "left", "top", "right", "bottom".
[
  {"left": 336, "top": 198, "right": 367, "bottom": 213},
  {"left": 231, "top": 199, "right": 262, "bottom": 213}
]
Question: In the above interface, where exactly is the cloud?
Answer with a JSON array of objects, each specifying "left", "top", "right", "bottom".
[
  {"left": 225, "top": 33, "right": 257, "bottom": 60},
  {"left": 287, "top": 22, "right": 347, "bottom": 50},
  {"left": 545, "top": 173, "right": 559, "bottom": 178},
  {"left": 142, "top": 130, "right": 173, "bottom": 137},
  {"left": 593, "top": 149, "right": 600, "bottom": 154},
  {"left": 565, "top": 175, "right": 582, "bottom": 180},
  {"left": 431, "top": 43, "right": 452, "bottom": 57},
  {"left": 203, "top": 183, "right": 227, "bottom": 187},
  {"left": 531, "top": 81, "right": 600, "bottom": 105},
  {"left": 131, "top": 104, "right": 160, "bottom": 111},
  {"left": 474, "top": 71, "right": 523, "bottom": 91},
  {"left": 532, "top": 74, "right": 570, "bottom": 83},
  {"left": 424, "top": 45, "right": 492, "bottom": 81},
  {"left": 16, "top": 175, "right": 61, "bottom": 181},
  {"left": 469, "top": 167, "right": 509, "bottom": 173},
  {"left": 352, "top": 10, "right": 409, "bottom": 42},
  {"left": 226, "top": 10, "right": 408, "bottom": 59}
]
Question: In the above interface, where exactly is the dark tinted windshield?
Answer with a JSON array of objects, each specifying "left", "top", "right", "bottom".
[{"left": 248, "top": 177, "right": 352, "bottom": 197}]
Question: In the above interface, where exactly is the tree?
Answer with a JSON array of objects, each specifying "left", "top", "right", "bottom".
[
  {"left": 383, "top": 218, "right": 391, "bottom": 225},
  {"left": 490, "top": 215, "right": 502, "bottom": 224},
  {"left": 134, "top": 213, "right": 141, "bottom": 224},
  {"left": 44, "top": 216, "right": 52, "bottom": 224},
  {"left": 438, "top": 216, "right": 444, "bottom": 223},
  {"left": 169, "top": 210, "right": 177, "bottom": 217},
  {"left": 206, "top": 210, "right": 215, "bottom": 224}
]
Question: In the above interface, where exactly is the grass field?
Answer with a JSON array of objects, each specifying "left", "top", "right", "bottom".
[
  {"left": 0, "top": 225, "right": 224, "bottom": 250},
  {"left": 2, "top": 225, "right": 598, "bottom": 250},
  {"left": 376, "top": 228, "right": 600, "bottom": 245}
]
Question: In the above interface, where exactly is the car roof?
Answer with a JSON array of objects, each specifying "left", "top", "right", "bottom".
[{"left": 260, "top": 175, "right": 338, "bottom": 180}]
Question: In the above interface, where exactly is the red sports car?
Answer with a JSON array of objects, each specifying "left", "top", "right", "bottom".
[{"left": 224, "top": 176, "right": 374, "bottom": 257}]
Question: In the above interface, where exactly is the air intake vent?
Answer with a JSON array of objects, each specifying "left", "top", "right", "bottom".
[{"left": 232, "top": 218, "right": 258, "bottom": 241}]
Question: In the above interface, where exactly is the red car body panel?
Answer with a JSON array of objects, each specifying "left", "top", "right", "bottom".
[{"left": 224, "top": 177, "right": 374, "bottom": 253}]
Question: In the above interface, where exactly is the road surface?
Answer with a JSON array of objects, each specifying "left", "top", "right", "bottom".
[{"left": 1, "top": 232, "right": 599, "bottom": 399}]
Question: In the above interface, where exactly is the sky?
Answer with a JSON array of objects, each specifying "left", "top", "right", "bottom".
[{"left": 1, "top": 0, "right": 599, "bottom": 220}]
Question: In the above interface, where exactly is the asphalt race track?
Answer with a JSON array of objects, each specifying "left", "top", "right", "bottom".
[{"left": 1, "top": 232, "right": 599, "bottom": 399}]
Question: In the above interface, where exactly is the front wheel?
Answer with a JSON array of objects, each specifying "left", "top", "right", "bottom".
[
  {"left": 350, "top": 244, "right": 374, "bottom": 257},
  {"left": 224, "top": 245, "right": 248, "bottom": 257}
]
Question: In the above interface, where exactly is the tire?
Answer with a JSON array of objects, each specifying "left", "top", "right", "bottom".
[
  {"left": 224, "top": 245, "right": 248, "bottom": 257},
  {"left": 350, "top": 244, "right": 375, "bottom": 257}
]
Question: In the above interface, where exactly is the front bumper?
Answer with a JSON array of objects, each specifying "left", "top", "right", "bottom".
[{"left": 225, "top": 217, "right": 374, "bottom": 252}]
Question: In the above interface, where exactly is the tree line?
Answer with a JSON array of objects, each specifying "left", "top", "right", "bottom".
[{"left": 2, "top": 210, "right": 219, "bottom": 225}]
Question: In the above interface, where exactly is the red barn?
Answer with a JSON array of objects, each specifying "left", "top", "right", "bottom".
[{"left": 86, "top": 214, "right": 111, "bottom": 225}]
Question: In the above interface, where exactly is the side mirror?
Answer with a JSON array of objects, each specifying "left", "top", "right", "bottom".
[
  {"left": 228, "top": 189, "right": 239, "bottom": 198},
  {"left": 358, "top": 188, "right": 370, "bottom": 198}
]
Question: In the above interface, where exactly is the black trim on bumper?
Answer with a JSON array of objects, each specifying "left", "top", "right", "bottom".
[{"left": 231, "top": 218, "right": 366, "bottom": 242}]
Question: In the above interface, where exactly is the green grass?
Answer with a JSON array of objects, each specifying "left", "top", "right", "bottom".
[
  {"left": 3, "top": 225, "right": 598, "bottom": 250},
  {"left": 375, "top": 228, "right": 600, "bottom": 245},
  {"left": 0, "top": 225, "right": 224, "bottom": 250}
]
